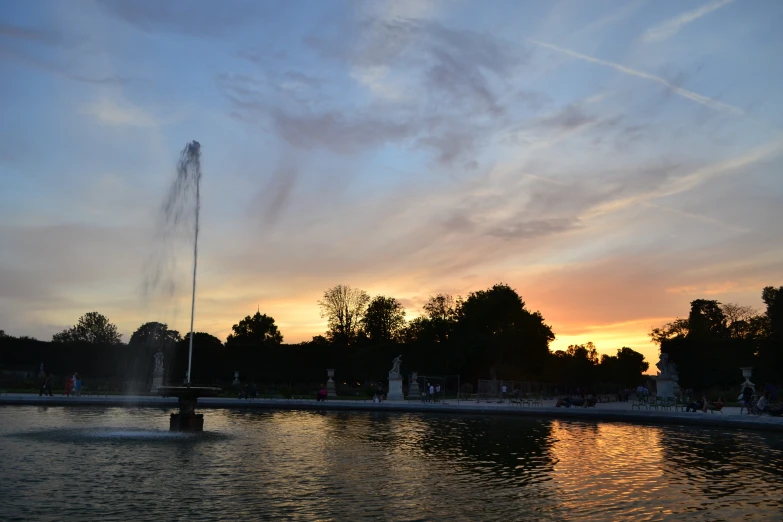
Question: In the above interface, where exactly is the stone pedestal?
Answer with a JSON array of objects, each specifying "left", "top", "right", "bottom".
[
  {"left": 159, "top": 386, "right": 221, "bottom": 432},
  {"left": 407, "top": 372, "right": 421, "bottom": 399},
  {"left": 657, "top": 378, "right": 675, "bottom": 399},
  {"left": 740, "top": 367, "right": 755, "bottom": 393},
  {"left": 170, "top": 413, "right": 204, "bottom": 431},
  {"left": 326, "top": 369, "right": 337, "bottom": 397},
  {"left": 387, "top": 377, "right": 404, "bottom": 401},
  {"left": 150, "top": 369, "right": 164, "bottom": 393},
  {"left": 233, "top": 371, "right": 240, "bottom": 386}
]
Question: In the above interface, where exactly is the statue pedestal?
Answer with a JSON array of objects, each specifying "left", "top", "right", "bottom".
[
  {"left": 740, "top": 367, "right": 755, "bottom": 393},
  {"left": 326, "top": 369, "right": 337, "bottom": 397},
  {"left": 407, "top": 372, "right": 421, "bottom": 399},
  {"left": 657, "top": 378, "right": 675, "bottom": 399},
  {"left": 150, "top": 370, "right": 164, "bottom": 393},
  {"left": 387, "top": 376, "right": 404, "bottom": 401}
]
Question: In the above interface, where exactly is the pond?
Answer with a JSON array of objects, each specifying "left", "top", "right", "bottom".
[{"left": 1, "top": 406, "right": 782, "bottom": 521}]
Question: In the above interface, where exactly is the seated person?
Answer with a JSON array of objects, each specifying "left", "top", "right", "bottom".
[
  {"left": 514, "top": 388, "right": 521, "bottom": 401},
  {"left": 556, "top": 397, "right": 572, "bottom": 408},
  {"left": 757, "top": 392, "right": 770, "bottom": 414},
  {"left": 686, "top": 395, "right": 707, "bottom": 412}
]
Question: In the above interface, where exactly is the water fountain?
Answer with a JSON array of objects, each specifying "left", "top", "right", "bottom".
[{"left": 154, "top": 140, "right": 220, "bottom": 430}]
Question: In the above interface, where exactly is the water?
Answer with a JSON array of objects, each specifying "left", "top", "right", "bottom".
[
  {"left": 141, "top": 141, "right": 202, "bottom": 382},
  {"left": 2, "top": 407, "right": 782, "bottom": 521}
]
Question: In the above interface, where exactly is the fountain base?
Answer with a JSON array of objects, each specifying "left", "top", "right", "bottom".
[
  {"left": 170, "top": 413, "right": 204, "bottom": 431},
  {"left": 158, "top": 386, "right": 220, "bottom": 432}
]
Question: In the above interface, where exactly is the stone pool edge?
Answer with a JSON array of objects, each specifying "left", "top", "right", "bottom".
[{"left": 3, "top": 394, "right": 782, "bottom": 432}]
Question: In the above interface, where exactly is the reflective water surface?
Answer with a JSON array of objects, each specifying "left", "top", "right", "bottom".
[{"left": 1, "top": 406, "right": 782, "bottom": 521}]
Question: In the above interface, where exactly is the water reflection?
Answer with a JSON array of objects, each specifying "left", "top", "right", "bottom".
[{"left": 1, "top": 407, "right": 782, "bottom": 521}]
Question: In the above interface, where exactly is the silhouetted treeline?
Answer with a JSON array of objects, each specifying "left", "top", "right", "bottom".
[
  {"left": 1, "top": 283, "right": 652, "bottom": 392},
  {"left": 652, "top": 286, "right": 783, "bottom": 390}
]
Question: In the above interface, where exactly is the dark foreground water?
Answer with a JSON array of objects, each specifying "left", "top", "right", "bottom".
[{"left": 1, "top": 407, "right": 782, "bottom": 521}]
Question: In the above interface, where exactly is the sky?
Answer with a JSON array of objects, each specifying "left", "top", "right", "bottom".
[{"left": 1, "top": 0, "right": 782, "bottom": 369}]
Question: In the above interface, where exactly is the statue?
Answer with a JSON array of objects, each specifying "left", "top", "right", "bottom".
[
  {"left": 655, "top": 352, "right": 679, "bottom": 399},
  {"left": 656, "top": 353, "right": 670, "bottom": 379},
  {"left": 153, "top": 349, "right": 164, "bottom": 373},
  {"left": 387, "top": 355, "right": 404, "bottom": 400},
  {"left": 150, "top": 348, "right": 165, "bottom": 392},
  {"left": 389, "top": 355, "right": 402, "bottom": 378}
]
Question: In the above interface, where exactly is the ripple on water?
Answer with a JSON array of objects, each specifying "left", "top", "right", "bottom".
[{"left": 0, "top": 407, "right": 782, "bottom": 521}]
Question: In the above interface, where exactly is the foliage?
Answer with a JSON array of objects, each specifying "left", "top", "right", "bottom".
[
  {"left": 455, "top": 283, "right": 554, "bottom": 379},
  {"left": 225, "top": 312, "right": 283, "bottom": 347},
  {"left": 652, "top": 289, "right": 782, "bottom": 390},
  {"left": 362, "top": 296, "right": 406, "bottom": 343},
  {"left": 318, "top": 284, "right": 370, "bottom": 344},
  {"left": 52, "top": 312, "right": 122, "bottom": 345},
  {"left": 129, "top": 322, "right": 181, "bottom": 349}
]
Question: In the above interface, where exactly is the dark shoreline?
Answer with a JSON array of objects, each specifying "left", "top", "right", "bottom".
[{"left": 2, "top": 393, "right": 783, "bottom": 433}]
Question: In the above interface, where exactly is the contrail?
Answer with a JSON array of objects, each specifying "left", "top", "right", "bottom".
[
  {"left": 643, "top": 0, "right": 735, "bottom": 42},
  {"left": 530, "top": 39, "right": 743, "bottom": 115}
]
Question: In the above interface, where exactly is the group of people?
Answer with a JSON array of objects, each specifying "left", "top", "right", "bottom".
[
  {"left": 37, "top": 369, "right": 82, "bottom": 397},
  {"left": 739, "top": 388, "right": 781, "bottom": 416},
  {"left": 421, "top": 383, "right": 441, "bottom": 403},
  {"left": 238, "top": 384, "right": 259, "bottom": 399},
  {"left": 64, "top": 373, "right": 82, "bottom": 397}
]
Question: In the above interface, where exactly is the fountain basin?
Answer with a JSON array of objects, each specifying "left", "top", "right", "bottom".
[{"left": 158, "top": 386, "right": 221, "bottom": 431}]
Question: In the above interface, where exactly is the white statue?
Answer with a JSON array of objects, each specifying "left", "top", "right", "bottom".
[
  {"left": 656, "top": 353, "right": 670, "bottom": 379},
  {"left": 153, "top": 349, "right": 164, "bottom": 373},
  {"left": 389, "top": 355, "right": 402, "bottom": 378}
]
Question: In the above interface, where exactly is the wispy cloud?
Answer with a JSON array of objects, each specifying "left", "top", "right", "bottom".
[
  {"left": 585, "top": 138, "right": 783, "bottom": 218},
  {"left": 82, "top": 98, "right": 159, "bottom": 127},
  {"left": 530, "top": 39, "right": 743, "bottom": 115},
  {"left": 642, "top": 0, "right": 735, "bottom": 43}
]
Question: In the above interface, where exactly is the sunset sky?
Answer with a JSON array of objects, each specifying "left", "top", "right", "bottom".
[{"left": 1, "top": 0, "right": 782, "bottom": 369}]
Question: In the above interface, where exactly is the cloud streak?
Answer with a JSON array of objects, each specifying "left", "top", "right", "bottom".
[
  {"left": 530, "top": 39, "right": 743, "bottom": 115},
  {"left": 642, "top": 0, "right": 735, "bottom": 43}
]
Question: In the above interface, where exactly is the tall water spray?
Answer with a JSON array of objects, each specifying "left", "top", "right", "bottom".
[{"left": 159, "top": 141, "right": 202, "bottom": 386}]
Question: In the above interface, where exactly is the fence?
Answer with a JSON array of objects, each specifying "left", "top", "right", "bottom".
[{"left": 475, "top": 380, "right": 558, "bottom": 402}]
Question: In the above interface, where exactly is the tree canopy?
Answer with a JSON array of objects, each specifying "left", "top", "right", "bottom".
[
  {"left": 362, "top": 296, "right": 406, "bottom": 343},
  {"left": 318, "top": 284, "right": 370, "bottom": 344},
  {"left": 52, "top": 312, "right": 122, "bottom": 345},
  {"left": 129, "top": 322, "right": 181, "bottom": 349},
  {"left": 226, "top": 311, "right": 283, "bottom": 347}
]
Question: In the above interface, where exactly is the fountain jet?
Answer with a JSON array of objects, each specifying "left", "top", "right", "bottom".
[{"left": 157, "top": 140, "right": 220, "bottom": 431}]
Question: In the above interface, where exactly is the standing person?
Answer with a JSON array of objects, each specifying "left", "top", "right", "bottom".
[
  {"left": 74, "top": 373, "right": 83, "bottom": 397},
  {"left": 38, "top": 368, "right": 47, "bottom": 396},
  {"left": 428, "top": 383, "right": 434, "bottom": 403},
  {"left": 501, "top": 384, "right": 507, "bottom": 403},
  {"left": 65, "top": 376, "right": 72, "bottom": 397},
  {"left": 43, "top": 371, "right": 53, "bottom": 397},
  {"left": 435, "top": 384, "right": 441, "bottom": 403}
]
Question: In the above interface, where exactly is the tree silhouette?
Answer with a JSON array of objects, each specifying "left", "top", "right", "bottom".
[
  {"left": 318, "top": 284, "right": 370, "bottom": 344},
  {"left": 129, "top": 322, "right": 181, "bottom": 349},
  {"left": 226, "top": 311, "right": 283, "bottom": 347},
  {"left": 456, "top": 283, "right": 554, "bottom": 379},
  {"left": 362, "top": 295, "right": 406, "bottom": 343},
  {"left": 52, "top": 312, "right": 122, "bottom": 345}
]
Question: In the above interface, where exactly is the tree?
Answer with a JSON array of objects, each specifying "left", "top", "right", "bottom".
[
  {"left": 318, "top": 284, "right": 370, "bottom": 344},
  {"left": 687, "top": 299, "right": 727, "bottom": 340},
  {"left": 423, "top": 294, "right": 457, "bottom": 322},
  {"left": 226, "top": 311, "right": 283, "bottom": 347},
  {"left": 129, "top": 322, "right": 182, "bottom": 349},
  {"left": 759, "top": 286, "right": 783, "bottom": 381},
  {"left": 456, "top": 283, "right": 554, "bottom": 379},
  {"left": 362, "top": 296, "right": 406, "bottom": 343},
  {"left": 52, "top": 312, "right": 122, "bottom": 345},
  {"left": 649, "top": 318, "right": 689, "bottom": 345}
]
